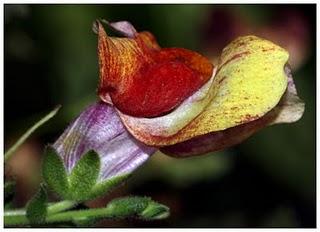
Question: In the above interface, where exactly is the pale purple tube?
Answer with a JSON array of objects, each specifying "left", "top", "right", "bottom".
[{"left": 53, "top": 102, "right": 156, "bottom": 182}]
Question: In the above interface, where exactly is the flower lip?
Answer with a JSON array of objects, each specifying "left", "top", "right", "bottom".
[{"left": 97, "top": 20, "right": 214, "bottom": 118}]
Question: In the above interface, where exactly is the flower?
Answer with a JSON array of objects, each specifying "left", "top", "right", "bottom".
[
  {"left": 97, "top": 20, "right": 304, "bottom": 152},
  {"left": 43, "top": 19, "right": 304, "bottom": 200}
]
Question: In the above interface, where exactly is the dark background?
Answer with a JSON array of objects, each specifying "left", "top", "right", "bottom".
[{"left": 4, "top": 4, "right": 316, "bottom": 227}]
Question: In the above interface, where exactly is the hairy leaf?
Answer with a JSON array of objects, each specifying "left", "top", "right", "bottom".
[
  {"left": 26, "top": 184, "right": 47, "bottom": 224},
  {"left": 68, "top": 150, "right": 100, "bottom": 201},
  {"left": 42, "top": 146, "right": 69, "bottom": 198}
]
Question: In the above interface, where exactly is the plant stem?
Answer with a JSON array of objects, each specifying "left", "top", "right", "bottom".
[
  {"left": 4, "top": 207, "right": 113, "bottom": 226},
  {"left": 4, "top": 105, "right": 61, "bottom": 163},
  {"left": 47, "top": 200, "right": 78, "bottom": 215},
  {"left": 46, "top": 207, "right": 112, "bottom": 223},
  {"left": 4, "top": 209, "right": 28, "bottom": 226},
  {"left": 4, "top": 200, "right": 77, "bottom": 226}
]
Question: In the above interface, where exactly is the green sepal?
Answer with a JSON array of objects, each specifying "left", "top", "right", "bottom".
[
  {"left": 105, "top": 196, "right": 170, "bottom": 220},
  {"left": 26, "top": 184, "right": 48, "bottom": 224},
  {"left": 140, "top": 200, "right": 170, "bottom": 220},
  {"left": 42, "top": 146, "right": 69, "bottom": 199},
  {"left": 42, "top": 146, "right": 131, "bottom": 201},
  {"left": 105, "top": 196, "right": 150, "bottom": 218},
  {"left": 87, "top": 174, "right": 130, "bottom": 200},
  {"left": 68, "top": 150, "right": 100, "bottom": 201}
]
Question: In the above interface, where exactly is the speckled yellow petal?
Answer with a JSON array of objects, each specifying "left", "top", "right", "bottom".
[
  {"left": 121, "top": 35, "right": 289, "bottom": 146},
  {"left": 160, "top": 65, "right": 305, "bottom": 157}
]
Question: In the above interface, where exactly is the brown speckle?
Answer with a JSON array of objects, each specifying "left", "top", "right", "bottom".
[
  {"left": 262, "top": 47, "right": 275, "bottom": 52},
  {"left": 237, "top": 114, "right": 260, "bottom": 124},
  {"left": 217, "top": 51, "right": 250, "bottom": 73},
  {"left": 218, "top": 76, "right": 227, "bottom": 84}
]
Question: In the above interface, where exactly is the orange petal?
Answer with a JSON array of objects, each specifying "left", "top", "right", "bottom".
[{"left": 97, "top": 21, "right": 213, "bottom": 117}]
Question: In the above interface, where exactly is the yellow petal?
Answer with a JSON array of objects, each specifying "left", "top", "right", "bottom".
[
  {"left": 161, "top": 65, "right": 305, "bottom": 157},
  {"left": 120, "top": 35, "right": 289, "bottom": 146}
]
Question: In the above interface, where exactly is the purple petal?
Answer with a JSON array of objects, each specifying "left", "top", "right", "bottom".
[
  {"left": 107, "top": 20, "right": 137, "bottom": 38},
  {"left": 53, "top": 102, "right": 156, "bottom": 182}
]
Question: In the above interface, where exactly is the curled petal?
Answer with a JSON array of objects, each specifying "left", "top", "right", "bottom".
[
  {"left": 53, "top": 102, "right": 156, "bottom": 182},
  {"left": 97, "top": 20, "right": 213, "bottom": 117},
  {"left": 118, "top": 67, "right": 216, "bottom": 137},
  {"left": 161, "top": 66, "right": 305, "bottom": 157},
  {"left": 119, "top": 35, "right": 289, "bottom": 146}
]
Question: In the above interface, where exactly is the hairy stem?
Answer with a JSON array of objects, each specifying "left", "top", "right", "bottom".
[
  {"left": 4, "top": 200, "right": 77, "bottom": 226},
  {"left": 46, "top": 207, "right": 112, "bottom": 223},
  {"left": 4, "top": 207, "right": 113, "bottom": 226},
  {"left": 47, "top": 200, "right": 78, "bottom": 215}
]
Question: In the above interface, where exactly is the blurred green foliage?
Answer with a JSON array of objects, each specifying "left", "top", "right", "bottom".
[{"left": 4, "top": 4, "right": 315, "bottom": 227}]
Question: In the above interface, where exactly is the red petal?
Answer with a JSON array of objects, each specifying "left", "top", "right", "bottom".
[{"left": 97, "top": 21, "right": 213, "bottom": 117}]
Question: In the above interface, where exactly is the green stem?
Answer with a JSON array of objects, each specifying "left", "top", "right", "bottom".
[
  {"left": 4, "top": 105, "right": 61, "bottom": 163},
  {"left": 4, "top": 207, "right": 113, "bottom": 226},
  {"left": 4, "top": 209, "right": 28, "bottom": 226},
  {"left": 47, "top": 200, "right": 78, "bottom": 215},
  {"left": 4, "top": 200, "right": 77, "bottom": 226},
  {"left": 46, "top": 207, "right": 112, "bottom": 223}
]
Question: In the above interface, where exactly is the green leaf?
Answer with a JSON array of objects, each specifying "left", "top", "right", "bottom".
[
  {"left": 4, "top": 105, "right": 61, "bottom": 163},
  {"left": 69, "top": 150, "right": 100, "bottom": 201},
  {"left": 88, "top": 174, "right": 130, "bottom": 200},
  {"left": 26, "top": 184, "right": 48, "bottom": 224},
  {"left": 42, "top": 146, "right": 69, "bottom": 199}
]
